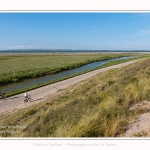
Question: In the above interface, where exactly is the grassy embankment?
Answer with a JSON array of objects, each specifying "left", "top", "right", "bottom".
[
  {"left": 0, "top": 53, "right": 138, "bottom": 97},
  {"left": 0, "top": 57, "right": 150, "bottom": 137}
]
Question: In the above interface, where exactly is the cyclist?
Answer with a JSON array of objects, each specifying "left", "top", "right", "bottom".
[
  {"left": 0, "top": 91, "right": 6, "bottom": 100},
  {"left": 24, "top": 91, "right": 32, "bottom": 102},
  {"left": 24, "top": 91, "right": 28, "bottom": 99}
]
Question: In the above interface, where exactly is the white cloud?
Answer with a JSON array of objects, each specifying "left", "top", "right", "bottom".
[
  {"left": 140, "top": 29, "right": 150, "bottom": 34},
  {"left": 27, "top": 45, "right": 37, "bottom": 49},
  {"left": 46, "top": 46, "right": 58, "bottom": 49},
  {"left": 0, "top": 45, "right": 36, "bottom": 50},
  {"left": 136, "top": 13, "right": 150, "bottom": 17},
  {"left": 120, "top": 28, "right": 150, "bottom": 38},
  {"left": 130, "top": 13, "right": 150, "bottom": 18}
]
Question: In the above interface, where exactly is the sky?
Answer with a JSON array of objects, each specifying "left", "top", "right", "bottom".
[{"left": 0, "top": 12, "right": 150, "bottom": 50}]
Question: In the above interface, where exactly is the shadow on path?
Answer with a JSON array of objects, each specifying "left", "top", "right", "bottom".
[
  {"left": 29, "top": 98, "right": 44, "bottom": 103},
  {"left": 4, "top": 96, "right": 23, "bottom": 100}
]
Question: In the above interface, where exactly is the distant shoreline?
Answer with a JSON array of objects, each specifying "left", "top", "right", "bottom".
[
  {"left": 0, "top": 49, "right": 150, "bottom": 56},
  {"left": 1, "top": 49, "right": 150, "bottom": 53}
]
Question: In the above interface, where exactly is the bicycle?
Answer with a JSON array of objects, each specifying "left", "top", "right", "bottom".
[
  {"left": 24, "top": 94, "right": 32, "bottom": 103},
  {"left": 0, "top": 93, "right": 6, "bottom": 100}
]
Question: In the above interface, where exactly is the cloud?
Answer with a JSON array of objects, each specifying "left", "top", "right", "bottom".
[
  {"left": 0, "top": 45, "right": 60, "bottom": 50},
  {"left": 136, "top": 13, "right": 150, "bottom": 17},
  {"left": 130, "top": 13, "right": 150, "bottom": 18},
  {"left": 15, "top": 46, "right": 26, "bottom": 49},
  {"left": 140, "top": 29, "right": 150, "bottom": 34},
  {"left": 120, "top": 28, "right": 150, "bottom": 38},
  {"left": 0, "top": 45, "right": 37, "bottom": 50},
  {"left": 27, "top": 45, "right": 37, "bottom": 49}
]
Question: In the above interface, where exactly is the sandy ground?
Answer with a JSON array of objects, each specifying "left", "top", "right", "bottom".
[
  {"left": 121, "top": 101, "right": 150, "bottom": 137},
  {"left": 1, "top": 58, "right": 150, "bottom": 137}
]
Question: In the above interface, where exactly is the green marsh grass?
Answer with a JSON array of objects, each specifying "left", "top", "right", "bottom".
[
  {"left": 2, "top": 53, "right": 149, "bottom": 97},
  {"left": 1, "top": 57, "right": 150, "bottom": 137},
  {"left": 0, "top": 53, "right": 135, "bottom": 85}
]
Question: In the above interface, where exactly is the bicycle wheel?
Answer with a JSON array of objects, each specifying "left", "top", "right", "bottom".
[
  {"left": 28, "top": 98, "right": 32, "bottom": 102},
  {"left": 24, "top": 98, "right": 28, "bottom": 103}
]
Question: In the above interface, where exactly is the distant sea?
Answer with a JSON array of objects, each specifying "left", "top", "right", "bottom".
[{"left": 0, "top": 49, "right": 150, "bottom": 54}]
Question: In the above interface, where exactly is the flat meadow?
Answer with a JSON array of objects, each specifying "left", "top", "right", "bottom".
[{"left": 0, "top": 53, "right": 134, "bottom": 85}]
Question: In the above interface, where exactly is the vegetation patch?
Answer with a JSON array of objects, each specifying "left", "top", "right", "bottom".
[
  {"left": 0, "top": 56, "right": 150, "bottom": 137},
  {"left": 3, "top": 54, "right": 150, "bottom": 98},
  {"left": 133, "top": 130, "right": 148, "bottom": 137},
  {"left": 25, "top": 109, "right": 37, "bottom": 116},
  {"left": 0, "top": 53, "right": 134, "bottom": 85}
]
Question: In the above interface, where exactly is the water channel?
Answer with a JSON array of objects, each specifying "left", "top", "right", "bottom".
[{"left": 0, "top": 56, "right": 134, "bottom": 93}]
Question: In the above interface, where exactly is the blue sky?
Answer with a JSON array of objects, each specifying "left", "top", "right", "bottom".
[{"left": 0, "top": 12, "right": 150, "bottom": 50}]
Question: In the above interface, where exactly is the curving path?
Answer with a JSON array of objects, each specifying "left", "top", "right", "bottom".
[{"left": 0, "top": 59, "right": 142, "bottom": 114}]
